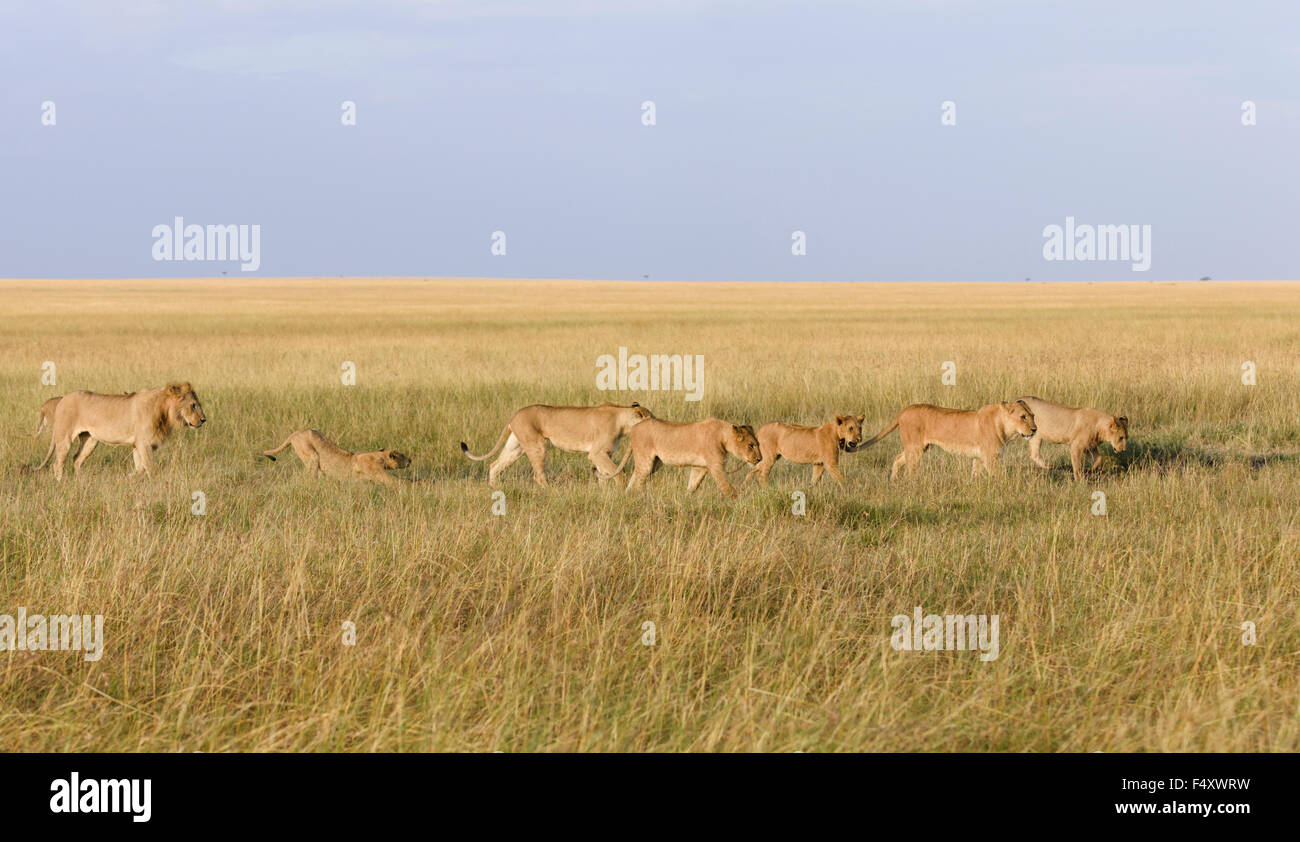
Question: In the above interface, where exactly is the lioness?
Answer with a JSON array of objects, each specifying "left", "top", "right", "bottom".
[
  {"left": 745, "top": 414, "right": 865, "bottom": 489},
  {"left": 461, "top": 402, "right": 653, "bottom": 487},
  {"left": 263, "top": 429, "right": 411, "bottom": 486},
  {"left": 614, "top": 418, "right": 762, "bottom": 498},
  {"left": 850, "top": 401, "right": 1036, "bottom": 479},
  {"left": 50, "top": 383, "right": 206, "bottom": 480},
  {"left": 1016, "top": 396, "right": 1127, "bottom": 480}
]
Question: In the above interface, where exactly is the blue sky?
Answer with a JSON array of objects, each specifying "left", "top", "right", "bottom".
[{"left": 1, "top": 0, "right": 1297, "bottom": 281}]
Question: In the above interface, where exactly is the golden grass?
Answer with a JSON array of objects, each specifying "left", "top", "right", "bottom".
[{"left": 1, "top": 278, "right": 1297, "bottom": 751}]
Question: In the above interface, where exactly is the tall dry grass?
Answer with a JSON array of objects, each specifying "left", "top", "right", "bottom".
[{"left": 0, "top": 278, "right": 1297, "bottom": 751}]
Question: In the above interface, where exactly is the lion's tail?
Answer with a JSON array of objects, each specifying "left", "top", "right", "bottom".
[
  {"left": 37, "top": 439, "right": 56, "bottom": 470},
  {"left": 850, "top": 416, "right": 901, "bottom": 452},
  {"left": 262, "top": 436, "right": 296, "bottom": 461},
  {"left": 32, "top": 413, "right": 49, "bottom": 438},
  {"left": 607, "top": 444, "right": 635, "bottom": 477},
  {"left": 461, "top": 425, "right": 511, "bottom": 461}
]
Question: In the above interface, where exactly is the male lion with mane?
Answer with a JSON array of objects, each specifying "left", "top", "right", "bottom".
[
  {"left": 49, "top": 382, "right": 206, "bottom": 479},
  {"left": 850, "top": 401, "right": 1036, "bottom": 479},
  {"left": 613, "top": 417, "right": 762, "bottom": 498},
  {"left": 461, "top": 402, "right": 653, "bottom": 487}
]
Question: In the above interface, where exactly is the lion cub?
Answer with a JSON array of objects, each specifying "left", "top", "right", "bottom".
[
  {"left": 264, "top": 429, "right": 411, "bottom": 486},
  {"left": 1016, "top": 396, "right": 1127, "bottom": 480},
  {"left": 851, "top": 401, "right": 1036, "bottom": 479},
  {"left": 612, "top": 418, "right": 762, "bottom": 498},
  {"left": 746, "top": 414, "right": 865, "bottom": 489}
]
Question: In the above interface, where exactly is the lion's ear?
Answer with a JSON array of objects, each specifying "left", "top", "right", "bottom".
[
  {"left": 1117, "top": 416, "right": 1128, "bottom": 426},
  {"left": 631, "top": 402, "right": 640, "bottom": 407},
  {"left": 835, "top": 414, "right": 845, "bottom": 423},
  {"left": 167, "top": 383, "right": 185, "bottom": 396},
  {"left": 856, "top": 415, "right": 865, "bottom": 423}
]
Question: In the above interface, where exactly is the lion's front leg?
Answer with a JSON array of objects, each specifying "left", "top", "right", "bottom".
[
  {"left": 707, "top": 460, "right": 737, "bottom": 498},
  {"left": 626, "top": 453, "right": 654, "bottom": 491},
  {"left": 823, "top": 452, "right": 847, "bottom": 489},
  {"left": 588, "top": 446, "right": 621, "bottom": 482},
  {"left": 1068, "top": 442, "right": 1087, "bottom": 481},
  {"left": 1027, "top": 434, "right": 1050, "bottom": 469},
  {"left": 132, "top": 443, "right": 153, "bottom": 476},
  {"left": 977, "top": 448, "right": 998, "bottom": 476}
]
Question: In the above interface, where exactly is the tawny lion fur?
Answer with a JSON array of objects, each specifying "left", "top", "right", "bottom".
[
  {"left": 1016, "top": 396, "right": 1128, "bottom": 480},
  {"left": 49, "top": 383, "right": 206, "bottom": 480},
  {"left": 263, "top": 429, "right": 411, "bottom": 486},
  {"left": 461, "top": 402, "right": 653, "bottom": 487},
  {"left": 614, "top": 417, "right": 762, "bottom": 498},
  {"left": 745, "top": 414, "right": 865, "bottom": 489},
  {"left": 852, "top": 401, "right": 1037, "bottom": 479}
]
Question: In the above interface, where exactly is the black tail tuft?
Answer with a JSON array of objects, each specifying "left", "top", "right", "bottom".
[
  {"left": 460, "top": 442, "right": 469, "bottom": 453},
  {"left": 264, "top": 454, "right": 276, "bottom": 461}
]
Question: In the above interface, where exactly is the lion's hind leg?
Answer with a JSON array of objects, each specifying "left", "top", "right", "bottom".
[
  {"left": 488, "top": 433, "right": 525, "bottom": 487},
  {"left": 51, "top": 431, "right": 80, "bottom": 481},
  {"left": 74, "top": 435, "right": 100, "bottom": 475}
]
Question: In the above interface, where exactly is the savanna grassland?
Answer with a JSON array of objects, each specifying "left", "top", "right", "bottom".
[{"left": 1, "top": 278, "right": 1297, "bottom": 752}]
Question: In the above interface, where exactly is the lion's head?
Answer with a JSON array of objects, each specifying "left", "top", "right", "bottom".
[
  {"left": 727, "top": 424, "right": 763, "bottom": 464},
  {"left": 163, "top": 382, "right": 205, "bottom": 430},
  {"left": 1005, "top": 400, "right": 1036, "bottom": 438},
  {"left": 834, "top": 414, "right": 865, "bottom": 451},
  {"left": 379, "top": 449, "right": 410, "bottom": 470},
  {"left": 1104, "top": 416, "right": 1128, "bottom": 452},
  {"left": 620, "top": 402, "right": 655, "bottom": 429}
]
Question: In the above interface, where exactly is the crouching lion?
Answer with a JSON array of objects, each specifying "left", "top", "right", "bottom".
[
  {"left": 263, "top": 429, "right": 411, "bottom": 486},
  {"left": 745, "top": 414, "right": 865, "bottom": 489},
  {"left": 849, "top": 401, "right": 1036, "bottom": 479},
  {"left": 613, "top": 417, "right": 762, "bottom": 498},
  {"left": 49, "top": 383, "right": 206, "bottom": 479},
  {"left": 1016, "top": 396, "right": 1127, "bottom": 480},
  {"left": 461, "top": 402, "right": 653, "bottom": 487}
]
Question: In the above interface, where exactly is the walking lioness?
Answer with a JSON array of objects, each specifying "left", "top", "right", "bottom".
[
  {"left": 264, "top": 429, "right": 411, "bottom": 486},
  {"left": 49, "top": 383, "right": 206, "bottom": 479},
  {"left": 614, "top": 418, "right": 762, "bottom": 498},
  {"left": 1016, "top": 396, "right": 1127, "bottom": 480},
  {"left": 745, "top": 414, "right": 865, "bottom": 489},
  {"left": 850, "top": 401, "right": 1036, "bottom": 479},
  {"left": 461, "top": 402, "right": 653, "bottom": 486}
]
